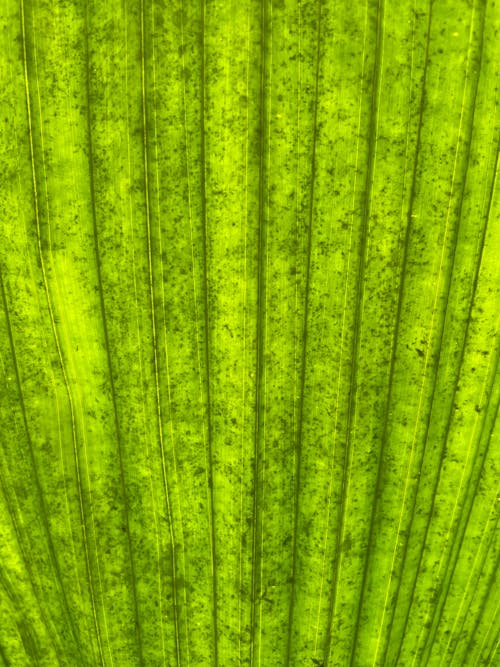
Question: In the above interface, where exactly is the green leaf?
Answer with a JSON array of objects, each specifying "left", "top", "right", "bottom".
[{"left": 0, "top": 0, "right": 499, "bottom": 665}]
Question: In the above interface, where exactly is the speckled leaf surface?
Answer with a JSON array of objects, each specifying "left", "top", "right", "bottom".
[{"left": 0, "top": 0, "right": 499, "bottom": 665}]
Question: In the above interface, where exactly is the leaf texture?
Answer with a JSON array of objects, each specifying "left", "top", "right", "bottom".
[{"left": 0, "top": 0, "right": 499, "bottom": 665}]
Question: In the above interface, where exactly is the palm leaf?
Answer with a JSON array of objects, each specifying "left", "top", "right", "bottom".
[{"left": 0, "top": 0, "right": 498, "bottom": 664}]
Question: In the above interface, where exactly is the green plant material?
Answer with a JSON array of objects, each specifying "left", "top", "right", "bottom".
[{"left": 0, "top": 0, "right": 499, "bottom": 665}]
